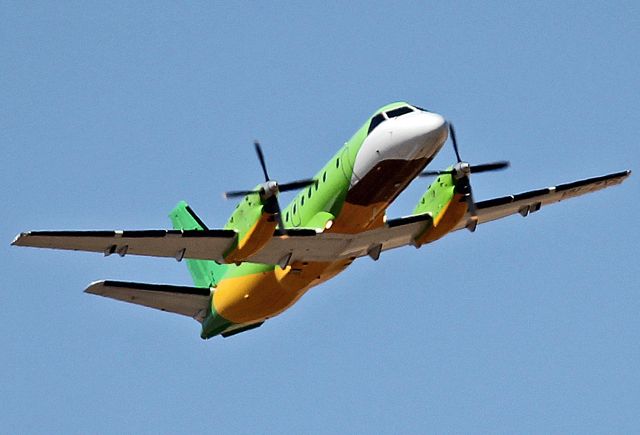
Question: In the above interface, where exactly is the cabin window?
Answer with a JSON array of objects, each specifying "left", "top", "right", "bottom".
[
  {"left": 322, "top": 171, "right": 327, "bottom": 182},
  {"left": 336, "top": 158, "right": 340, "bottom": 168},
  {"left": 315, "top": 180, "right": 319, "bottom": 191},
  {"left": 308, "top": 186, "right": 312, "bottom": 198},
  {"left": 367, "top": 113, "right": 385, "bottom": 135},
  {"left": 286, "top": 212, "right": 289, "bottom": 222},
  {"left": 293, "top": 204, "right": 297, "bottom": 214},
  {"left": 386, "top": 106, "right": 413, "bottom": 118},
  {"left": 301, "top": 196, "right": 305, "bottom": 206}
]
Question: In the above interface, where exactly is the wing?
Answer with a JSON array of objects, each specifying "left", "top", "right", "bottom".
[
  {"left": 12, "top": 170, "right": 630, "bottom": 265},
  {"left": 85, "top": 280, "right": 211, "bottom": 322},
  {"left": 13, "top": 229, "right": 237, "bottom": 262},
  {"left": 247, "top": 170, "right": 631, "bottom": 263},
  {"left": 452, "top": 170, "right": 631, "bottom": 231},
  {"left": 11, "top": 215, "right": 434, "bottom": 265},
  {"left": 245, "top": 213, "right": 434, "bottom": 264}
]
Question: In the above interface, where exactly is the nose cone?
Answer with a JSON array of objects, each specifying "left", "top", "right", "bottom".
[
  {"left": 351, "top": 108, "right": 450, "bottom": 182},
  {"left": 422, "top": 112, "right": 448, "bottom": 139},
  {"left": 390, "top": 111, "right": 448, "bottom": 157}
]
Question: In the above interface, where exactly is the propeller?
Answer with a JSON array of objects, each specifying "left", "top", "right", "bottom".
[
  {"left": 417, "top": 123, "right": 510, "bottom": 232},
  {"left": 223, "top": 141, "right": 316, "bottom": 229}
]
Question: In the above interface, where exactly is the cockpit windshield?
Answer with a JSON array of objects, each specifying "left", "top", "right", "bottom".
[
  {"left": 385, "top": 106, "right": 414, "bottom": 118},
  {"left": 367, "top": 104, "right": 427, "bottom": 136},
  {"left": 367, "top": 113, "right": 385, "bottom": 135}
]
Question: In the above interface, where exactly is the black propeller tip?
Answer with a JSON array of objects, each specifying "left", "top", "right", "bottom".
[
  {"left": 470, "top": 160, "right": 510, "bottom": 174},
  {"left": 449, "top": 123, "right": 462, "bottom": 163},
  {"left": 253, "top": 140, "right": 270, "bottom": 182}
]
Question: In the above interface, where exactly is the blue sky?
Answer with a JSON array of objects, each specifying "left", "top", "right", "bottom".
[{"left": 2, "top": 2, "right": 638, "bottom": 433}]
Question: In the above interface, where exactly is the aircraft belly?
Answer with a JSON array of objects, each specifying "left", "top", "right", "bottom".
[
  {"left": 212, "top": 259, "right": 351, "bottom": 324},
  {"left": 347, "top": 158, "right": 429, "bottom": 206},
  {"left": 328, "top": 157, "right": 430, "bottom": 233}
]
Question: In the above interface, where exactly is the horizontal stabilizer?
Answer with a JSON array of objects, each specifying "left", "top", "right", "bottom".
[{"left": 85, "top": 280, "right": 211, "bottom": 322}]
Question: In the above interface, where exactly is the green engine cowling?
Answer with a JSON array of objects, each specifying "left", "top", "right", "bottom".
[
  {"left": 223, "top": 187, "right": 279, "bottom": 264},
  {"left": 412, "top": 171, "right": 468, "bottom": 247}
]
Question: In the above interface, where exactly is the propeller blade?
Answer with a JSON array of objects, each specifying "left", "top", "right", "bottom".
[
  {"left": 449, "top": 123, "right": 462, "bottom": 163},
  {"left": 278, "top": 178, "right": 317, "bottom": 192},
  {"left": 225, "top": 142, "right": 313, "bottom": 229},
  {"left": 470, "top": 160, "right": 510, "bottom": 174},
  {"left": 464, "top": 191, "right": 479, "bottom": 232},
  {"left": 254, "top": 140, "right": 270, "bottom": 182},
  {"left": 418, "top": 161, "right": 510, "bottom": 178},
  {"left": 455, "top": 175, "right": 478, "bottom": 232},
  {"left": 263, "top": 196, "right": 285, "bottom": 230},
  {"left": 418, "top": 169, "right": 455, "bottom": 177},
  {"left": 273, "top": 201, "right": 285, "bottom": 230},
  {"left": 223, "top": 189, "right": 261, "bottom": 199}
]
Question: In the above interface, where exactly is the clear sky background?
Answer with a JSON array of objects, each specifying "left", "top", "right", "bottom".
[{"left": 2, "top": 2, "right": 639, "bottom": 434}]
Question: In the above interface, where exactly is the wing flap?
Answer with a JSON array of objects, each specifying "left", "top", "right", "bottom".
[
  {"left": 245, "top": 212, "right": 433, "bottom": 264},
  {"left": 85, "top": 280, "right": 211, "bottom": 322}
]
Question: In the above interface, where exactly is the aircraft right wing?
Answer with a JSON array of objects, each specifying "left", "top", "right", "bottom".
[{"left": 12, "top": 229, "right": 237, "bottom": 262}]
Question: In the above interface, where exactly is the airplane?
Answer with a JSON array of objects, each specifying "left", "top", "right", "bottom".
[{"left": 12, "top": 102, "right": 631, "bottom": 339}]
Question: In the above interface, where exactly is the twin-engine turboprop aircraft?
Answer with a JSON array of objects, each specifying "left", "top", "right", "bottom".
[{"left": 12, "top": 102, "right": 631, "bottom": 339}]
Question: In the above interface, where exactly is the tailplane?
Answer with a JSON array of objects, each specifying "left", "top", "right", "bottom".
[
  {"left": 86, "top": 280, "right": 211, "bottom": 322},
  {"left": 169, "top": 201, "right": 227, "bottom": 287}
]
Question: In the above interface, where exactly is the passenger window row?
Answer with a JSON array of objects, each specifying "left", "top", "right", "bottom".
[{"left": 285, "top": 169, "right": 329, "bottom": 223}]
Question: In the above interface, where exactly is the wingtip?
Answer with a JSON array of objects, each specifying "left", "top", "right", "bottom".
[
  {"left": 10, "top": 232, "right": 27, "bottom": 246},
  {"left": 84, "top": 280, "right": 107, "bottom": 294}
]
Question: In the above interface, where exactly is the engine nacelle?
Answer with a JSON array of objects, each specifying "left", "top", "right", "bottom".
[
  {"left": 223, "top": 188, "right": 278, "bottom": 264},
  {"left": 412, "top": 172, "right": 467, "bottom": 247}
]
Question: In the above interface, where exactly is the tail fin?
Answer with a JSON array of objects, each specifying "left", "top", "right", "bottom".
[{"left": 169, "top": 201, "right": 227, "bottom": 287}]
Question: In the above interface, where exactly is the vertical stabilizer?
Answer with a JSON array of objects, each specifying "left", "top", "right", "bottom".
[{"left": 169, "top": 201, "right": 227, "bottom": 287}]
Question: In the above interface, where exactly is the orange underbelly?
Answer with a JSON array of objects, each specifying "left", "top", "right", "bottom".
[{"left": 213, "top": 259, "right": 352, "bottom": 323}]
